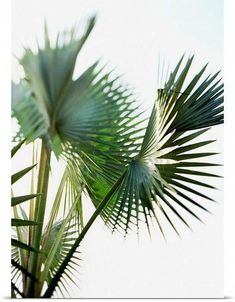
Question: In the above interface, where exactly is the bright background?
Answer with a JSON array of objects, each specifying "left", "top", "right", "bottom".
[{"left": 10, "top": 0, "right": 224, "bottom": 298}]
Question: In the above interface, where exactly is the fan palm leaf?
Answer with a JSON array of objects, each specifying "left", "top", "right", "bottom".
[
  {"left": 12, "top": 16, "right": 142, "bottom": 163},
  {"left": 86, "top": 55, "right": 223, "bottom": 236}
]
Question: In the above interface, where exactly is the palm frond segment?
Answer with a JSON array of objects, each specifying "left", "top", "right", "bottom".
[
  {"left": 12, "top": 81, "right": 49, "bottom": 143},
  {"left": 20, "top": 16, "right": 96, "bottom": 117},
  {"left": 12, "top": 17, "right": 95, "bottom": 151}
]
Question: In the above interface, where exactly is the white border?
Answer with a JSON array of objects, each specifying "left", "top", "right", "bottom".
[
  {"left": 0, "top": 0, "right": 11, "bottom": 299},
  {"left": 224, "top": 0, "right": 235, "bottom": 299}
]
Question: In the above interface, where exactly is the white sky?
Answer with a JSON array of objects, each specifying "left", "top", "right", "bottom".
[{"left": 12, "top": 0, "right": 223, "bottom": 298}]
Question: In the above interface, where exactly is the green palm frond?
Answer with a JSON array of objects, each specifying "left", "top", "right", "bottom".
[
  {"left": 12, "top": 81, "right": 49, "bottom": 143},
  {"left": 87, "top": 56, "right": 223, "bottom": 236},
  {"left": 21, "top": 17, "right": 95, "bottom": 115},
  {"left": 59, "top": 61, "right": 142, "bottom": 165},
  {"left": 12, "top": 16, "right": 142, "bottom": 162},
  {"left": 12, "top": 16, "right": 96, "bottom": 151}
]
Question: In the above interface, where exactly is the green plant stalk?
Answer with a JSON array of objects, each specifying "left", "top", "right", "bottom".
[
  {"left": 77, "top": 194, "right": 84, "bottom": 229},
  {"left": 28, "top": 141, "right": 36, "bottom": 247},
  {"left": 40, "top": 168, "right": 68, "bottom": 253},
  {"left": 43, "top": 171, "right": 126, "bottom": 298},
  {"left": 25, "top": 142, "right": 36, "bottom": 292},
  {"left": 25, "top": 141, "right": 51, "bottom": 297}
]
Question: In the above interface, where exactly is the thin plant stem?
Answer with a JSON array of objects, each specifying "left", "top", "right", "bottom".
[
  {"left": 25, "top": 140, "right": 51, "bottom": 297},
  {"left": 40, "top": 168, "right": 68, "bottom": 254},
  {"left": 28, "top": 141, "right": 36, "bottom": 247}
]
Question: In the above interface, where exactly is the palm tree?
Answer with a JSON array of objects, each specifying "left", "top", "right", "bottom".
[{"left": 11, "top": 16, "right": 224, "bottom": 298}]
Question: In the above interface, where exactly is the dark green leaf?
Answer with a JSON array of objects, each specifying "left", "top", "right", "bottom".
[
  {"left": 11, "top": 282, "right": 24, "bottom": 298},
  {"left": 12, "top": 219, "right": 40, "bottom": 227},
  {"left": 11, "top": 139, "right": 26, "bottom": 158},
  {"left": 11, "top": 259, "right": 38, "bottom": 281},
  {"left": 11, "top": 239, "right": 39, "bottom": 253},
  {"left": 11, "top": 164, "right": 37, "bottom": 184},
  {"left": 11, "top": 193, "right": 39, "bottom": 207}
]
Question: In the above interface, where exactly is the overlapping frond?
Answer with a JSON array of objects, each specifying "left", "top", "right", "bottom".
[
  {"left": 59, "top": 61, "right": 143, "bottom": 171},
  {"left": 13, "top": 16, "right": 143, "bottom": 171},
  {"left": 12, "top": 17, "right": 96, "bottom": 150}
]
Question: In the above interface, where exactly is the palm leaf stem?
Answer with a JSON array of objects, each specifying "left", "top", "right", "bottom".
[
  {"left": 25, "top": 142, "right": 37, "bottom": 292},
  {"left": 43, "top": 170, "right": 126, "bottom": 297},
  {"left": 41, "top": 168, "right": 68, "bottom": 256},
  {"left": 28, "top": 141, "right": 36, "bottom": 247},
  {"left": 25, "top": 141, "right": 51, "bottom": 297}
]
